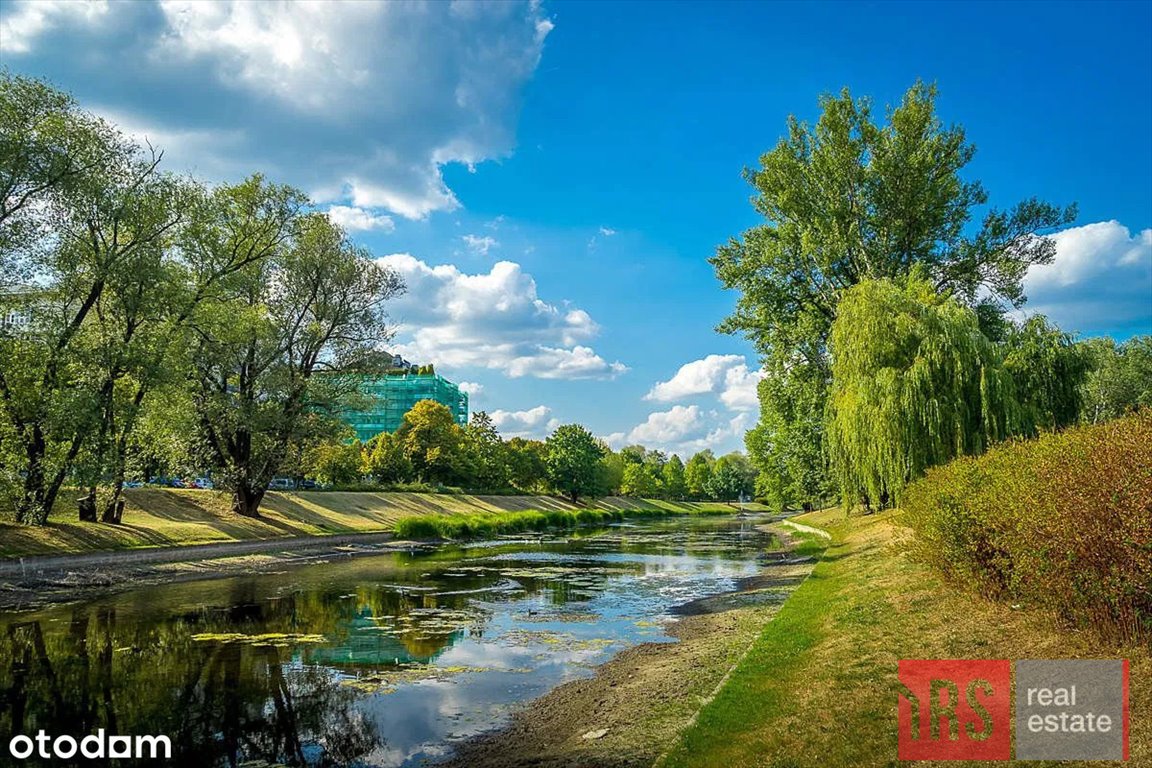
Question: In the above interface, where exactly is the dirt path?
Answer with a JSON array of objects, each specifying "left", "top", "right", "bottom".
[
  {"left": 440, "top": 529, "right": 821, "bottom": 768},
  {"left": 0, "top": 531, "right": 413, "bottom": 612}
]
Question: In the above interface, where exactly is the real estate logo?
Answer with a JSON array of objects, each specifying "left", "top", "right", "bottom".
[
  {"left": 898, "top": 659, "right": 1012, "bottom": 760},
  {"left": 897, "top": 659, "right": 1130, "bottom": 761}
]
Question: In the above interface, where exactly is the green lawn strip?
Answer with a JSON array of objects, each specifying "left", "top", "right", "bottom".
[
  {"left": 658, "top": 518, "right": 835, "bottom": 768},
  {"left": 661, "top": 508, "right": 1149, "bottom": 768}
]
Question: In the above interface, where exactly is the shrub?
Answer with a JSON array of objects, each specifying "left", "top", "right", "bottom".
[{"left": 903, "top": 410, "right": 1152, "bottom": 642}]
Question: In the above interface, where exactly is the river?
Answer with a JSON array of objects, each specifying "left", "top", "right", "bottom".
[{"left": 0, "top": 515, "right": 773, "bottom": 766}]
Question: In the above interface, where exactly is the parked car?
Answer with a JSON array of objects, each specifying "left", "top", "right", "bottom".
[
  {"left": 299, "top": 479, "right": 318, "bottom": 490},
  {"left": 192, "top": 477, "right": 214, "bottom": 489},
  {"left": 123, "top": 480, "right": 144, "bottom": 489},
  {"left": 269, "top": 477, "right": 296, "bottom": 491}
]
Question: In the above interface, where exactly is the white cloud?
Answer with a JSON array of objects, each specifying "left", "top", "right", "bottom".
[
  {"left": 646, "top": 354, "right": 764, "bottom": 411},
  {"left": 1022, "top": 221, "right": 1152, "bottom": 335},
  {"left": 598, "top": 226, "right": 616, "bottom": 236},
  {"left": 326, "top": 205, "right": 395, "bottom": 233},
  {"left": 457, "top": 381, "right": 485, "bottom": 397},
  {"left": 462, "top": 234, "right": 498, "bottom": 256},
  {"left": 490, "top": 405, "right": 555, "bottom": 438},
  {"left": 377, "top": 254, "right": 627, "bottom": 380},
  {"left": 617, "top": 406, "right": 753, "bottom": 457},
  {"left": 627, "top": 405, "right": 706, "bottom": 444},
  {"left": 0, "top": 0, "right": 109, "bottom": 53},
  {"left": 8, "top": 1, "right": 553, "bottom": 221}
]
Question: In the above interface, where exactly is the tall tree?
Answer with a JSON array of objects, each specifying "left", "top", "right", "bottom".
[
  {"left": 194, "top": 206, "right": 403, "bottom": 515},
  {"left": 1078, "top": 336, "right": 1152, "bottom": 424},
  {"left": 461, "top": 411, "right": 508, "bottom": 490},
  {"left": 684, "top": 450, "right": 714, "bottom": 500},
  {"left": 620, "top": 463, "right": 659, "bottom": 498},
  {"left": 826, "top": 274, "right": 1018, "bottom": 508},
  {"left": 661, "top": 454, "right": 688, "bottom": 500},
  {"left": 505, "top": 437, "right": 548, "bottom": 493},
  {"left": 706, "top": 453, "right": 757, "bottom": 504},
  {"left": 545, "top": 424, "right": 605, "bottom": 502},
  {"left": 712, "top": 82, "right": 1074, "bottom": 508},
  {"left": 362, "top": 431, "right": 413, "bottom": 485},
  {"left": 1002, "top": 315, "right": 1087, "bottom": 433},
  {"left": 394, "top": 400, "right": 465, "bottom": 485},
  {"left": 0, "top": 73, "right": 185, "bottom": 523}
]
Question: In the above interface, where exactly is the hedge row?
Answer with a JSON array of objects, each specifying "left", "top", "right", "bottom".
[{"left": 903, "top": 410, "right": 1152, "bottom": 642}]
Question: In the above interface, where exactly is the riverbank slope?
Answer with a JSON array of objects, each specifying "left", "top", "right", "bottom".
[
  {"left": 0, "top": 489, "right": 754, "bottom": 558},
  {"left": 659, "top": 507, "right": 1149, "bottom": 767}
]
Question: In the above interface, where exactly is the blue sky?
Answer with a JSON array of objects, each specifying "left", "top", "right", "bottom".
[{"left": 2, "top": 0, "right": 1149, "bottom": 456}]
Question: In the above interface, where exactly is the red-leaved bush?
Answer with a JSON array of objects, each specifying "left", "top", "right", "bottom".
[{"left": 903, "top": 410, "right": 1152, "bottom": 642}]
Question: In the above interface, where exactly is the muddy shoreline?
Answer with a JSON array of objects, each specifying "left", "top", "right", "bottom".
[
  {"left": 0, "top": 532, "right": 426, "bottom": 612},
  {"left": 439, "top": 529, "right": 818, "bottom": 768}
]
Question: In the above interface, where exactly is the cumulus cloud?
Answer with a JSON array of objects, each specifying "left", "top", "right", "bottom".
[
  {"left": 489, "top": 405, "right": 560, "bottom": 439},
  {"left": 377, "top": 254, "right": 628, "bottom": 380},
  {"left": 326, "top": 205, "right": 395, "bottom": 233},
  {"left": 457, "top": 381, "right": 485, "bottom": 397},
  {"left": 614, "top": 406, "right": 754, "bottom": 457},
  {"left": 0, "top": 0, "right": 109, "bottom": 53},
  {"left": 1022, "top": 221, "right": 1152, "bottom": 335},
  {"left": 598, "top": 226, "right": 616, "bottom": 236},
  {"left": 462, "top": 234, "right": 498, "bottom": 256},
  {"left": 645, "top": 354, "right": 764, "bottom": 411},
  {"left": 616, "top": 353, "right": 766, "bottom": 455},
  {"left": 1, "top": 0, "right": 553, "bottom": 220}
]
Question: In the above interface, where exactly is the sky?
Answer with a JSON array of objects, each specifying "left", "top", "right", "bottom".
[{"left": 2, "top": 0, "right": 1150, "bottom": 457}]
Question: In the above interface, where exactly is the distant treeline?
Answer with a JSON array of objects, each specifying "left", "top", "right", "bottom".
[{"left": 299, "top": 402, "right": 757, "bottom": 504}]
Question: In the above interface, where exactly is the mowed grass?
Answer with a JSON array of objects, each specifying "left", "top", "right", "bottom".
[
  {"left": 660, "top": 507, "right": 1149, "bottom": 768},
  {"left": 0, "top": 489, "right": 755, "bottom": 557}
]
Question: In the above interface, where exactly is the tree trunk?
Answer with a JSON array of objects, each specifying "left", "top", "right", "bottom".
[
  {"left": 232, "top": 483, "right": 265, "bottom": 517},
  {"left": 100, "top": 473, "right": 125, "bottom": 523}
]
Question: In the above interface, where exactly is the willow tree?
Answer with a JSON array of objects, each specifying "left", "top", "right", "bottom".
[
  {"left": 826, "top": 275, "right": 1019, "bottom": 509},
  {"left": 712, "top": 81, "right": 1074, "bottom": 509}
]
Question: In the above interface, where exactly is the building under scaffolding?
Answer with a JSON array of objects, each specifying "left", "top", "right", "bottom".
[{"left": 342, "top": 372, "right": 469, "bottom": 442}]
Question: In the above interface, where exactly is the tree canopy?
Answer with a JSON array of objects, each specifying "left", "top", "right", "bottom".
[{"left": 712, "top": 82, "right": 1076, "bottom": 509}]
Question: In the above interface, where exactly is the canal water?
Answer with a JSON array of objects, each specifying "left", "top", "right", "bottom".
[{"left": 0, "top": 515, "right": 772, "bottom": 766}]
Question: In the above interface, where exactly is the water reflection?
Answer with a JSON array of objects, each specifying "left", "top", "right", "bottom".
[{"left": 0, "top": 517, "right": 770, "bottom": 766}]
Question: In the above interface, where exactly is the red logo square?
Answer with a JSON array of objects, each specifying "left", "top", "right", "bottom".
[{"left": 898, "top": 659, "right": 1012, "bottom": 760}]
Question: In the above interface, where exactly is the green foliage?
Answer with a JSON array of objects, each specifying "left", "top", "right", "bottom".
[
  {"left": 363, "top": 432, "right": 412, "bottom": 484},
  {"left": 303, "top": 440, "right": 362, "bottom": 487},
  {"left": 1079, "top": 336, "right": 1152, "bottom": 423},
  {"left": 684, "top": 451, "right": 714, "bottom": 500},
  {"left": 712, "top": 81, "right": 1074, "bottom": 508},
  {"left": 827, "top": 275, "right": 1018, "bottom": 508},
  {"left": 461, "top": 411, "right": 509, "bottom": 490},
  {"left": 393, "top": 508, "right": 626, "bottom": 540},
  {"left": 0, "top": 71, "right": 190, "bottom": 523},
  {"left": 706, "top": 453, "right": 757, "bottom": 502},
  {"left": 1002, "top": 316, "right": 1087, "bottom": 432},
  {"left": 903, "top": 411, "right": 1152, "bottom": 642},
  {"left": 505, "top": 437, "right": 548, "bottom": 493},
  {"left": 745, "top": 369, "right": 830, "bottom": 510},
  {"left": 544, "top": 424, "right": 606, "bottom": 502},
  {"left": 395, "top": 400, "right": 465, "bottom": 485},
  {"left": 620, "top": 463, "right": 660, "bottom": 497},
  {"left": 192, "top": 189, "right": 404, "bottom": 515},
  {"left": 661, "top": 454, "right": 688, "bottom": 500}
]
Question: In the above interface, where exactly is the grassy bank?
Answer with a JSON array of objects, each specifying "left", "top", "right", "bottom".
[
  {"left": 0, "top": 489, "right": 755, "bottom": 558},
  {"left": 660, "top": 508, "right": 1149, "bottom": 768},
  {"left": 393, "top": 504, "right": 735, "bottom": 539}
]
